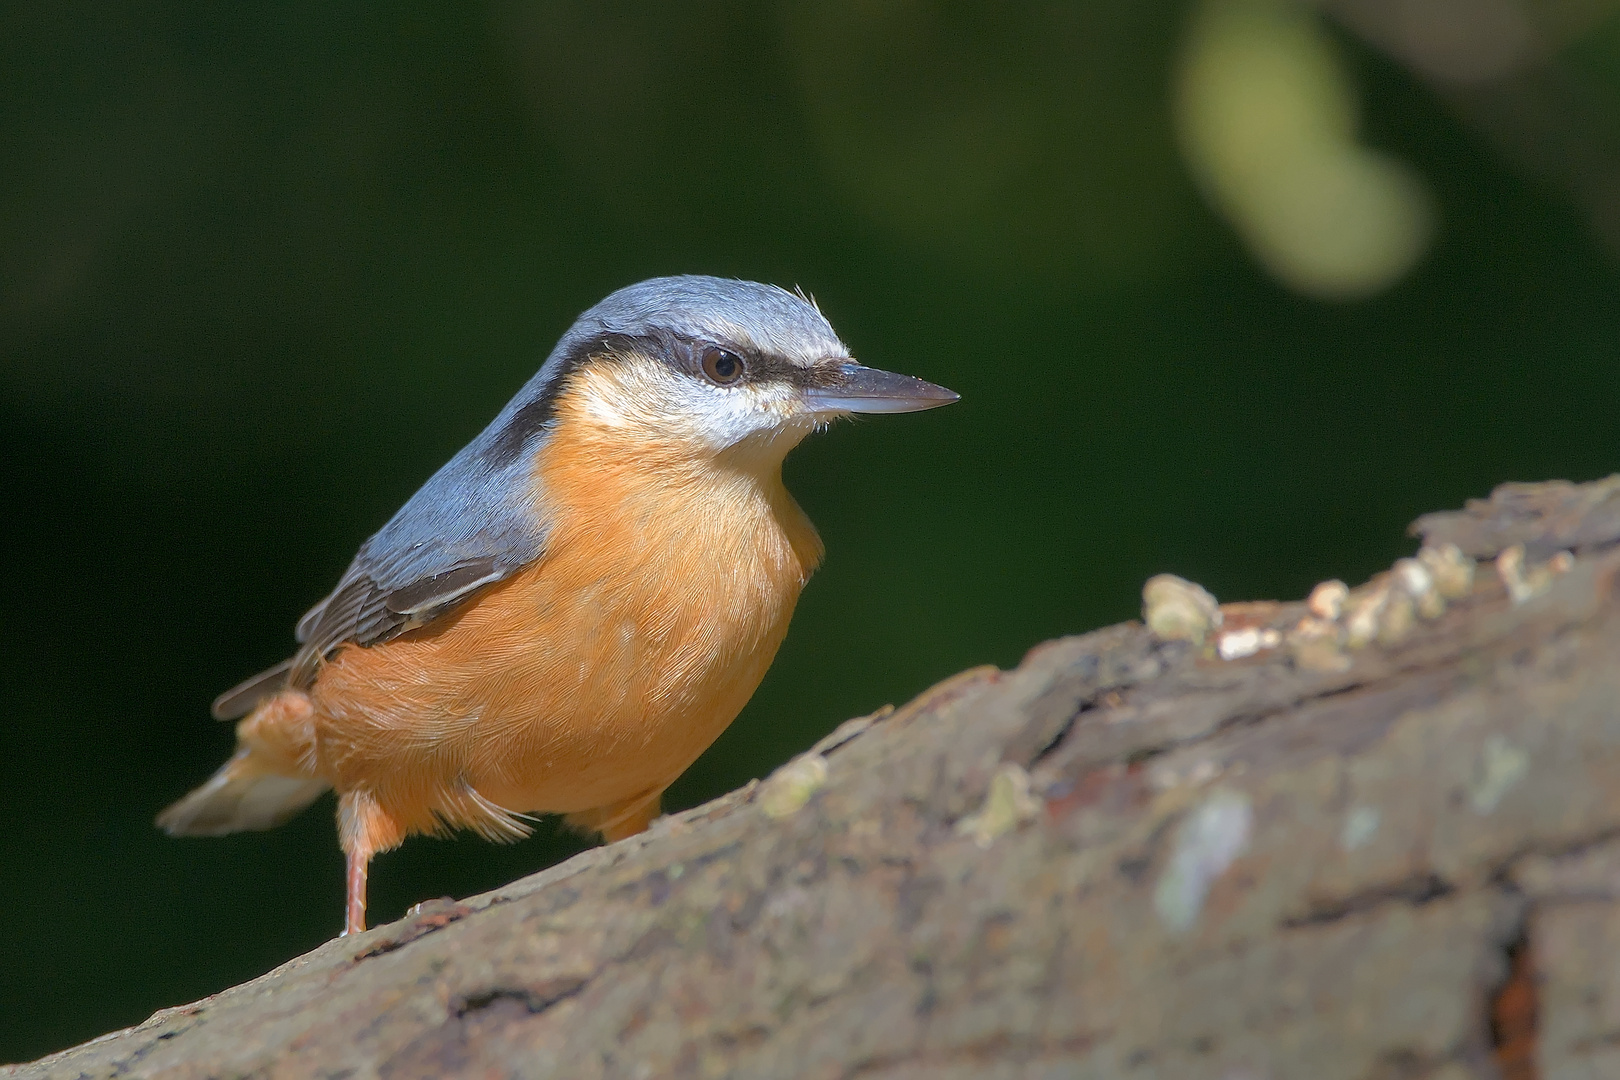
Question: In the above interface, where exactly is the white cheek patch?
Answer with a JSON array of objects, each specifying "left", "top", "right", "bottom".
[
  {"left": 669, "top": 380, "right": 807, "bottom": 452},
  {"left": 570, "top": 358, "right": 813, "bottom": 454},
  {"left": 571, "top": 360, "right": 680, "bottom": 432},
  {"left": 578, "top": 379, "right": 632, "bottom": 429}
]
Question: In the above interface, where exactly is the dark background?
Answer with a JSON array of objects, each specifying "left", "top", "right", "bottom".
[{"left": 3, "top": 1, "right": 1617, "bottom": 1064}]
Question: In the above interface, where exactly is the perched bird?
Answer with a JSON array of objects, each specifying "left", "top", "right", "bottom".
[{"left": 159, "top": 275, "right": 958, "bottom": 935}]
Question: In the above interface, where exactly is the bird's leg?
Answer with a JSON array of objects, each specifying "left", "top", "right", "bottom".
[
  {"left": 336, "top": 788, "right": 404, "bottom": 936},
  {"left": 344, "top": 848, "right": 369, "bottom": 937}
]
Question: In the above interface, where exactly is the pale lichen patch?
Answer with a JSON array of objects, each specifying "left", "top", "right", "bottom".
[
  {"left": 1394, "top": 557, "right": 1445, "bottom": 619},
  {"left": 1496, "top": 544, "right": 1574, "bottom": 605},
  {"left": 1470, "top": 736, "right": 1529, "bottom": 815},
  {"left": 1343, "top": 579, "right": 1392, "bottom": 650},
  {"left": 1419, "top": 542, "right": 1475, "bottom": 600},
  {"left": 1154, "top": 789, "right": 1253, "bottom": 933},
  {"left": 1217, "top": 626, "right": 1282, "bottom": 661},
  {"left": 1307, "top": 579, "right": 1348, "bottom": 620},
  {"left": 1143, "top": 574, "right": 1222, "bottom": 646},
  {"left": 758, "top": 754, "right": 830, "bottom": 819},
  {"left": 1288, "top": 615, "right": 1351, "bottom": 672},
  {"left": 1340, "top": 805, "right": 1380, "bottom": 851},
  {"left": 955, "top": 763, "right": 1041, "bottom": 848}
]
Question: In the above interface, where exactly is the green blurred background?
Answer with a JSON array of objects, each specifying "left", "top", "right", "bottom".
[{"left": 3, "top": 0, "right": 1618, "bottom": 1063}]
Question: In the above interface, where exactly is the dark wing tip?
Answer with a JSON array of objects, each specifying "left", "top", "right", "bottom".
[
  {"left": 210, "top": 659, "right": 294, "bottom": 720},
  {"left": 381, "top": 559, "right": 503, "bottom": 617}
]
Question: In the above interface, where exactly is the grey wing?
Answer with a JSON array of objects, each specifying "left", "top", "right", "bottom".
[
  {"left": 211, "top": 555, "right": 516, "bottom": 720},
  {"left": 211, "top": 410, "right": 557, "bottom": 721},
  {"left": 291, "top": 548, "right": 507, "bottom": 662}
]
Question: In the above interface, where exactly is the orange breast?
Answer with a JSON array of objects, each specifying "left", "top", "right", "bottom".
[{"left": 301, "top": 390, "right": 823, "bottom": 840}]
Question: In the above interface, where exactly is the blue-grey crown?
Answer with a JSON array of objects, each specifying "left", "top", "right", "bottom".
[{"left": 553, "top": 275, "right": 846, "bottom": 370}]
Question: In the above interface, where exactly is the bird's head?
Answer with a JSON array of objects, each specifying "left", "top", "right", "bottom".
[{"left": 526, "top": 276, "right": 958, "bottom": 470}]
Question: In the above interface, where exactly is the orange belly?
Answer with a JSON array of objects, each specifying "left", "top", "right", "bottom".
[{"left": 280, "top": 405, "right": 824, "bottom": 843}]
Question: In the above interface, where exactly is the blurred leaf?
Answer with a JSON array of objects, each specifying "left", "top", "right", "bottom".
[{"left": 1176, "top": 0, "right": 1435, "bottom": 297}]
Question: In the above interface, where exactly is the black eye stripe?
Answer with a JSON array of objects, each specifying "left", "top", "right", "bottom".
[{"left": 573, "top": 331, "right": 845, "bottom": 392}]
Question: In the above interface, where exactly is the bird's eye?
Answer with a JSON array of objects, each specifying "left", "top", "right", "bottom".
[{"left": 700, "top": 347, "right": 745, "bottom": 386}]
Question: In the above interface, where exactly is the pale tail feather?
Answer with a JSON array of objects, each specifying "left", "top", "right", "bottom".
[{"left": 157, "top": 749, "right": 329, "bottom": 836}]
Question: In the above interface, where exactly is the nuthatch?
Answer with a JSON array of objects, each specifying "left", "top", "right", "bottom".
[{"left": 158, "top": 276, "right": 958, "bottom": 935}]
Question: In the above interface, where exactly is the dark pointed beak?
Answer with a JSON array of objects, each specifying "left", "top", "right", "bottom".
[{"left": 804, "top": 364, "right": 960, "bottom": 415}]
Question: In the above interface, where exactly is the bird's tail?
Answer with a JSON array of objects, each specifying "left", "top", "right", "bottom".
[{"left": 156, "top": 748, "right": 329, "bottom": 836}]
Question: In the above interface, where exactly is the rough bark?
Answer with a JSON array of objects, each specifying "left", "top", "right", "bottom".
[{"left": 9, "top": 477, "right": 1620, "bottom": 1080}]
